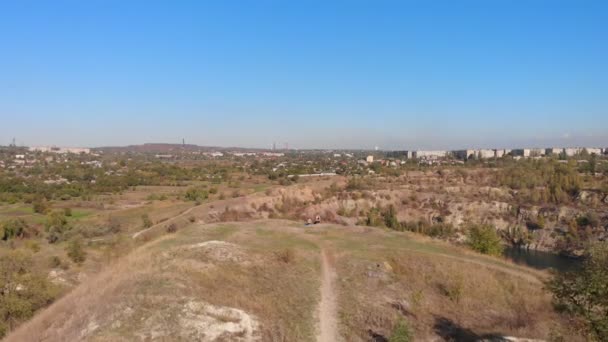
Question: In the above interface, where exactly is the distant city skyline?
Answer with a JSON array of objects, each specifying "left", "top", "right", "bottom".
[
  {"left": 1, "top": 1, "right": 607, "bottom": 150},
  {"left": 7, "top": 138, "right": 608, "bottom": 152}
]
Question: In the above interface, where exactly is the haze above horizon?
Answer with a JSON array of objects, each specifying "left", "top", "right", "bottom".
[{"left": 1, "top": 1, "right": 607, "bottom": 150}]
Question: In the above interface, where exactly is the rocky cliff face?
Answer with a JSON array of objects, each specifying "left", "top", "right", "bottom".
[{"left": 286, "top": 178, "right": 608, "bottom": 255}]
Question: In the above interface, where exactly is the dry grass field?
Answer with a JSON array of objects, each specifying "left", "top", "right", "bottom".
[{"left": 6, "top": 219, "right": 581, "bottom": 342}]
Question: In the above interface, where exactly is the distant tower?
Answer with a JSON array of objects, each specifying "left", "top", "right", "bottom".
[
  {"left": 182, "top": 138, "right": 185, "bottom": 148},
  {"left": 10, "top": 138, "right": 16, "bottom": 147},
  {"left": 273, "top": 142, "right": 276, "bottom": 151}
]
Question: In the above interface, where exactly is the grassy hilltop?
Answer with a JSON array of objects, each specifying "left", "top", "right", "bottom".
[{"left": 7, "top": 220, "right": 579, "bottom": 341}]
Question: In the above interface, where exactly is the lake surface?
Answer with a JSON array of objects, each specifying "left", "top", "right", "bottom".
[{"left": 503, "top": 246, "right": 580, "bottom": 272}]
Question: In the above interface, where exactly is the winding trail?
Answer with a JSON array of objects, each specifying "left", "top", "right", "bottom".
[{"left": 317, "top": 248, "right": 340, "bottom": 342}]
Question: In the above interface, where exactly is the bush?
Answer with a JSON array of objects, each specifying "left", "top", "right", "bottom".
[
  {"left": 25, "top": 240, "right": 40, "bottom": 253},
  {"left": 274, "top": 248, "right": 295, "bottom": 263},
  {"left": 438, "top": 276, "right": 464, "bottom": 303},
  {"left": 184, "top": 188, "right": 208, "bottom": 202},
  {"left": 346, "top": 177, "right": 367, "bottom": 191},
  {"left": 576, "top": 212, "right": 600, "bottom": 228},
  {"left": 166, "top": 223, "right": 177, "bottom": 233},
  {"left": 66, "top": 237, "right": 87, "bottom": 264},
  {"left": 141, "top": 214, "right": 153, "bottom": 228},
  {"left": 45, "top": 211, "right": 70, "bottom": 243},
  {"left": 549, "top": 242, "right": 608, "bottom": 340},
  {"left": 49, "top": 255, "right": 63, "bottom": 268},
  {"left": 384, "top": 205, "right": 400, "bottom": 230},
  {"left": 0, "top": 251, "right": 58, "bottom": 338},
  {"left": 467, "top": 224, "right": 503, "bottom": 256},
  {"left": 32, "top": 198, "right": 49, "bottom": 214},
  {"left": 63, "top": 207, "right": 72, "bottom": 217},
  {"left": 107, "top": 216, "right": 122, "bottom": 234},
  {"left": 1, "top": 218, "right": 30, "bottom": 240},
  {"left": 219, "top": 207, "right": 241, "bottom": 222},
  {"left": 364, "top": 207, "right": 383, "bottom": 227},
  {"left": 389, "top": 320, "right": 412, "bottom": 342},
  {"left": 146, "top": 193, "right": 159, "bottom": 201}
]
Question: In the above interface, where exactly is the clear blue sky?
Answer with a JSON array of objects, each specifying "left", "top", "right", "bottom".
[{"left": 1, "top": 0, "right": 606, "bottom": 150}]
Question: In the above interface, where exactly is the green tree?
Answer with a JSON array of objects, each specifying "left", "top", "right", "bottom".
[
  {"left": 467, "top": 224, "right": 503, "bottom": 256},
  {"left": 384, "top": 205, "right": 400, "bottom": 230},
  {"left": 548, "top": 242, "right": 608, "bottom": 340},
  {"left": 589, "top": 154, "right": 597, "bottom": 174}
]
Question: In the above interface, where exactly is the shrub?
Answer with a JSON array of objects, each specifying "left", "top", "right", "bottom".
[
  {"left": 25, "top": 240, "right": 40, "bottom": 253},
  {"left": 467, "top": 224, "right": 503, "bottom": 256},
  {"left": 576, "top": 212, "right": 600, "bottom": 228},
  {"left": 536, "top": 215, "right": 545, "bottom": 229},
  {"left": 383, "top": 205, "right": 400, "bottom": 230},
  {"left": 346, "top": 177, "right": 367, "bottom": 191},
  {"left": 438, "top": 276, "right": 464, "bottom": 303},
  {"left": 66, "top": 237, "right": 87, "bottom": 264},
  {"left": 188, "top": 216, "right": 196, "bottom": 223},
  {"left": 364, "top": 207, "right": 383, "bottom": 227},
  {"left": 1, "top": 218, "right": 30, "bottom": 240},
  {"left": 184, "top": 188, "right": 208, "bottom": 202},
  {"left": 219, "top": 207, "right": 241, "bottom": 222},
  {"left": 32, "top": 198, "right": 49, "bottom": 214},
  {"left": 274, "top": 248, "right": 295, "bottom": 264},
  {"left": 548, "top": 242, "right": 608, "bottom": 340},
  {"left": 49, "top": 255, "right": 63, "bottom": 268},
  {"left": 166, "top": 223, "right": 177, "bottom": 233},
  {"left": 107, "top": 216, "right": 122, "bottom": 233},
  {"left": 45, "top": 211, "right": 70, "bottom": 243},
  {"left": 141, "top": 214, "right": 153, "bottom": 228},
  {"left": 0, "top": 251, "right": 58, "bottom": 338},
  {"left": 63, "top": 207, "right": 72, "bottom": 217},
  {"left": 389, "top": 320, "right": 412, "bottom": 342},
  {"left": 277, "top": 196, "right": 302, "bottom": 215}
]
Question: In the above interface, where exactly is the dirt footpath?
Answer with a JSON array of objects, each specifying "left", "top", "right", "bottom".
[{"left": 317, "top": 248, "right": 340, "bottom": 342}]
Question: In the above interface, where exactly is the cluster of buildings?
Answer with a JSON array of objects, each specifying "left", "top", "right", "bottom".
[
  {"left": 28, "top": 146, "right": 91, "bottom": 154},
  {"left": 154, "top": 151, "right": 285, "bottom": 159},
  {"left": 389, "top": 147, "right": 607, "bottom": 161},
  {"left": 0, "top": 145, "right": 104, "bottom": 171}
]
